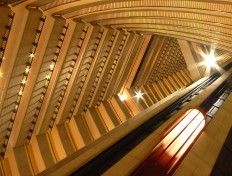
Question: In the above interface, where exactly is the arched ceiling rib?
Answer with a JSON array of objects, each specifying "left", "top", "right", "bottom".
[
  {"left": 53, "top": 0, "right": 232, "bottom": 17},
  {"left": 37, "top": 0, "right": 127, "bottom": 12},
  {"left": 24, "top": 0, "right": 232, "bottom": 51}
]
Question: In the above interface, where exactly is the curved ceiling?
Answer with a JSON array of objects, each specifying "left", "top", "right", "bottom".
[
  {"left": 0, "top": 1, "right": 232, "bottom": 175},
  {"left": 21, "top": 0, "right": 232, "bottom": 50}
]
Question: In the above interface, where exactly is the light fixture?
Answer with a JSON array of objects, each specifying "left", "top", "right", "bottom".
[
  {"left": 18, "top": 91, "right": 23, "bottom": 96},
  {"left": 202, "top": 50, "right": 218, "bottom": 68},
  {"left": 46, "top": 74, "right": 51, "bottom": 80},
  {"left": 118, "top": 93, "right": 127, "bottom": 101},
  {"left": 49, "top": 63, "right": 55, "bottom": 70},
  {"left": 25, "top": 67, "right": 30, "bottom": 73},
  {"left": 21, "top": 79, "right": 26, "bottom": 85},
  {"left": 135, "top": 90, "right": 144, "bottom": 100},
  {"left": 30, "top": 53, "right": 35, "bottom": 58}
]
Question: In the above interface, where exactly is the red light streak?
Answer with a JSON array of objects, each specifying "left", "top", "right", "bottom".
[{"left": 132, "top": 109, "right": 206, "bottom": 176}]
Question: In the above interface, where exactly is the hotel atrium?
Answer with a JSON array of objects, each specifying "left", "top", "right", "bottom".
[{"left": 0, "top": 0, "right": 232, "bottom": 175}]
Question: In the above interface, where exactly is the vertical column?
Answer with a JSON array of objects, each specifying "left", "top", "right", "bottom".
[
  {"left": 100, "top": 101, "right": 122, "bottom": 126},
  {"left": 56, "top": 124, "right": 76, "bottom": 156},
  {"left": 5, "top": 146, "right": 19, "bottom": 176},
  {"left": 109, "top": 96, "right": 132, "bottom": 122},
  {"left": 13, "top": 145, "right": 34, "bottom": 176},
  {"left": 69, "top": 115, "right": 93, "bottom": 148},
  {"left": 84, "top": 107, "right": 108, "bottom": 140},
  {"left": 109, "top": 33, "right": 137, "bottom": 97},
  {"left": 73, "top": 26, "right": 108, "bottom": 116},
  {"left": 55, "top": 23, "right": 93, "bottom": 124},
  {"left": 68, "top": 117, "right": 87, "bottom": 149},
  {"left": 167, "top": 75, "right": 179, "bottom": 91},
  {"left": 29, "top": 135, "right": 46, "bottom": 174},
  {"left": 9, "top": 14, "right": 55, "bottom": 147},
  {"left": 35, "top": 20, "right": 76, "bottom": 135},
  {"left": 50, "top": 126, "right": 66, "bottom": 161},
  {"left": 143, "top": 85, "right": 159, "bottom": 103},
  {"left": 0, "top": 4, "right": 29, "bottom": 113},
  {"left": 172, "top": 73, "right": 185, "bottom": 88},
  {"left": 178, "top": 39, "right": 201, "bottom": 81},
  {"left": 2, "top": 6, "right": 44, "bottom": 159},
  {"left": 0, "top": 158, "right": 11, "bottom": 176},
  {"left": 36, "top": 134, "right": 56, "bottom": 169},
  {"left": 151, "top": 83, "right": 165, "bottom": 100},
  {"left": 124, "top": 35, "right": 151, "bottom": 89}
]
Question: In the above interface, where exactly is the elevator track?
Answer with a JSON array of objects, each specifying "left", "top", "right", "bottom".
[{"left": 71, "top": 63, "right": 232, "bottom": 176}]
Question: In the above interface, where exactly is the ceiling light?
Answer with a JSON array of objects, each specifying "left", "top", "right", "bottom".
[
  {"left": 25, "top": 67, "right": 30, "bottom": 73},
  {"left": 118, "top": 93, "right": 127, "bottom": 101},
  {"left": 21, "top": 79, "right": 26, "bottom": 85},
  {"left": 135, "top": 90, "right": 144, "bottom": 100},
  {"left": 46, "top": 74, "right": 51, "bottom": 80},
  {"left": 202, "top": 50, "right": 218, "bottom": 68},
  {"left": 30, "top": 53, "right": 35, "bottom": 58},
  {"left": 49, "top": 63, "right": 55, "bottom": 70}
]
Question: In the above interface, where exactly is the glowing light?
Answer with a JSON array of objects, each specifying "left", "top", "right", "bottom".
[
  {"left": 201, "top": 50, "right": 219, "bottom": 68},
  {"left": 30, "top": 53, "right": 35, "bottom": 58},
  {"left": 25, "top": 67, "right": 30, "bottom": 73},
  {"left": 159, "top": 109, "right": 199, "bottom": 150},
  {"left": 165, "top": 111, "right": 205, "bottom": 156},
  {"left": 21, "top": 79, "right": 26, "bottom": 85},
  {"left": 18, "top": 91, "right": 23, "bottom": 96},
  {"left": 168, "top": 119, "right": 205, "bottom": 172},
  {"left": 131, "top": 109, "right": 206, "bottom": 176},
  {"left": 118, "top": 93, "right": 127, "bottom": 101},
  {"left": 46, "top": 74, "right": 51, "bottom": 80},
  {"left": 198, "top": 49, "right": 225, "bottom": 76},
  {"left": 49, "top": 63, "right": 55, "bottom": 70},
  {"left": 0, "top": 72, "right": 2, "bottom": 77},
  {"left": 3, "top": 57, "right": 5, "bottom": 60},
  {"left": 156, "top": 109, "right": 205, "bottom": 171},
  {"left": 135, "top": 90, "right": 144, "bottom": 100}
]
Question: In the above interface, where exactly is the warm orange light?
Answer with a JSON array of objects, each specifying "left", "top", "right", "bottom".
[
  {"left": 118, "top": 93, "right": 127, "bottom": 101},
  {"left": 25, "top": 67, "right": 30, "bottom": 73},
  {"left": 49, "top": 63, "right": 55, "bottom": 70},
  {"left": 157, "top": 109, "right": 206, "bottom": 173},
  {"left": 46, "top": 74, "right": 51, "bottom": 80},
  {"left": 30, "top": 53, "right": 35, "bottom": 58},
  {"left": 167, "top": 118, "right": 205, "bottom": 173},
  {"left": 156, "top": 109, "right": 199, "bottom": 151},
  {"left": 21, "top": 79, "right": 26, "bottom": 85},
  {"left": 167, "top": 112, "right": 204, "bottom": 155},
  {"left": 133, "top": 109, "right": 206, "bottom": 176},
  {"left": 18, "top": 91, "right": 23, "bottom": 96}
]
